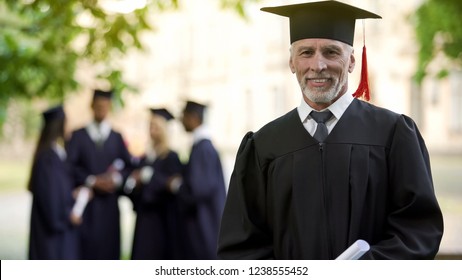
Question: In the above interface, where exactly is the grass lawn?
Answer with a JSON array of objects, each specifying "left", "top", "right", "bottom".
[{"left": 0, "top": 160, "right": 31, "bottom": 193}]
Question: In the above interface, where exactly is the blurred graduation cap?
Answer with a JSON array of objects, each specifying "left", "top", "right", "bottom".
[
  {"left": 150, "top": 108, "right": 174, "bottom": 121},
  {"left": 93, "top": 89, "right": 113, "bottom": 99},
  {"left": 261, "top": 0, "right": 381, "bottom": 101},
  {"left": 42, "top": 105, "right": 65, "bottom": 123},
  {"left": 184, "top": 100, "right": 207, "bottom": 116}
]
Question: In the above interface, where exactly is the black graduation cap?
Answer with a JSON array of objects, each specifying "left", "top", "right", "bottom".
[
  {"left": 261, "top": 0, "right": 381, "bottom": 45},
  {"left": 184, "top": 100, "right": 207, "bottom": 116},
  {"left": 42, "top": 105, "right": 65, "bottom": 123},
  {"left": 261, "top": 0, "right": 381, "bottom": 101},
  {"left": 150, "top": 108, "right": 174, "bottom": 121},
  {"left": 93, "top": 89, "right": 113, "bottom": 99}
]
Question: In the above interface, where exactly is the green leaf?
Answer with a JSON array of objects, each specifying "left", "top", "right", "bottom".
[{"left": 412, "top": 0, "right": 462, "bottom": 84}]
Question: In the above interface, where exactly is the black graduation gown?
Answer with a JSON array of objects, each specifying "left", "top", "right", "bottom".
[
  {"left": 29, "top": 148, "right": 79, "bottom": 260},
  {"left": 218, "top": 99, "right": 444, "bottom": 260},
  {"left": 179, "top": 139, "right": 226, "bottom": 259},
  {"left": 130, "top": 151, "right": 183, "bottom": 259},
  {"left": 66, "top": 127, "right": 133, "bottom": 260}
]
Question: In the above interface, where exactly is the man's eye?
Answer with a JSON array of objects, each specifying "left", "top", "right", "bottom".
[{"left": 325, "top": 49, "right": 340, "bottom": 56}]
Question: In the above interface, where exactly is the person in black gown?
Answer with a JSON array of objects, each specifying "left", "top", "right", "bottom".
[
  {"left": 28, "top": 105, "right": 80, "bottom": 259},
  {"left": 168, "top": 101, "right": 226, "bottom": 259},
  {"left": 124, "top": 108, "right": 183, "bottom": 259},
  {"left": 218, "top": 1, "right": 444, "bottom": 260},
  {"left": 66, "top": 89, "right": 134, "bottom": 259}
]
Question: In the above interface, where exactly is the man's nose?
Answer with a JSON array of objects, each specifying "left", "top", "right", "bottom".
[{"left": 309, "top": 54, "right": 327, "bottom": 72}]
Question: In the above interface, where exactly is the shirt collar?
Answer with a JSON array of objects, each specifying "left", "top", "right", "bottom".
[
  {"left": 86, "top": 120, "right": 111, "bottom": 141},
  {"left": 94, "top": 120, "right": 111, "bottom": 134},
  {"left": 192, "top": 124, "right": 211, "bottom": 144},
  {"left": 52, "top": 142, "right": 67, "bottom": 161},
  {"left": 297, "top": 91, "right": 354, "bottom": 122}
]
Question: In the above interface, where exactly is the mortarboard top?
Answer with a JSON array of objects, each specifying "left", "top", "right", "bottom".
[
  {"left": 42, "top": 105, "right": 65, "bottom": 123},
  {"left": 261, "top": 0, "right": 381, "bottom": 45},
  {"left": 150, "top": 108, "right": 174, "bottom": 121},
  {"left": 93, "top": 89, "right": 113, "bottom": 99},
  {"left": 184, "top": 100, "right": 207, "bottom": 115}
]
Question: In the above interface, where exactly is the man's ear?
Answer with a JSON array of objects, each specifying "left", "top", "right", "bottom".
[
  {"left": 348, "top": 50, "right": 356, "bottom": 73},
  {"left": 289, "top": 56, "right": 295, "bottom": 74}
]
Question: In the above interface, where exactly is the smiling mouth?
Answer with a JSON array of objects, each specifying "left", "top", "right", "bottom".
[{"left": 307, "top": 77, "right": 331, "bottom": 87}]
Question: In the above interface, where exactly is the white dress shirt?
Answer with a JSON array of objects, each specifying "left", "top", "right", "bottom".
[
  {"left": 52, "top": 142, "right": 67, "bottom": 161},
  {"left": 192, "top": 124, "right": 212, "bottom": 144},
  {"left": 297, "top": 92, "right": 354, "bottom": 137},
  {"left": 86, "top": 120, "right": 111, "bottom": 144}
]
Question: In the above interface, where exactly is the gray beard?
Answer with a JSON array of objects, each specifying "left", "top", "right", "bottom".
[{"left": 301, "top": 77, "right": 345, "bottom": 104}]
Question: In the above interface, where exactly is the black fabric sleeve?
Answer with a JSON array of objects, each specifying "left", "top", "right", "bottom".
[
  {"left": 218, "top": 132, "right": 274, "bottom": 259},
  {"left": 362, "top": 115, "right": 444, "bottom": 259}
]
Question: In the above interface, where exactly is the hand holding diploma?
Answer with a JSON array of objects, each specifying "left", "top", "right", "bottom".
[
  {"left": 70, "top": 186, "right": 94, "bottom": 226},
  {"left": 336, "top": 239, "right": 370, "bottom": 260}
]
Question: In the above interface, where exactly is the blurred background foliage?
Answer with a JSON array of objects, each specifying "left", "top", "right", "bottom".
[
  {"left": 412, "top": 0, "right": 462, "bottom": 84},
  {"left": 0, "top": 0, "right": 258, "bottom": 139}
]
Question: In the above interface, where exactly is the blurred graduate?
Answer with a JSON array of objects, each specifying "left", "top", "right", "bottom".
[
  {"left": 66, "top": 89, "right": 134, "bottom": 259},
  {"left": 124, "top": 108, "right": 183, "bottom": 259},
  {"left": 168, "top": 101, "right": 226, "bottom": 259},
  {"left": 28, "top": 105, "right": 81, "bottom": 260}
]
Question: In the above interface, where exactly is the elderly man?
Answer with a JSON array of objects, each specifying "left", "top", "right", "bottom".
[{"left": 218, "top": 1, "right": 443, "bottom": 260}]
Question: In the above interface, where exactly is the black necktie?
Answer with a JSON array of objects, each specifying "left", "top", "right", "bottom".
[
  {"left": 95, "top": 124, "right": 104, "bottom": 147},
  {"left": 310, "top": 110, "right": 333, "bottom": 142}
]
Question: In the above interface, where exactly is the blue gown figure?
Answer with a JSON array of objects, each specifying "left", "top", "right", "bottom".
[
  {"left": 28, "top": 105, "right": 79, "bottom": 260},
  {"left": 172, "top": 101, "right": 226, "bottom": 259},
  {"left": 66, "top": 90, "right": 133, "bottom": 259},
  {"left": 125, "top": 108, "right": 184, "bottom": 259}
]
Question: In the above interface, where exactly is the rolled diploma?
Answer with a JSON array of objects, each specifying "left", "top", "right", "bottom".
[
  {"left": 71, "top": 187, "right": 91, "bottom": 218},
  {"left": 335, "top": 239, "right": 370, "bottom": 260},
  {"left": 123, "top": 176, "right": 137, "bottom": 194}
]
